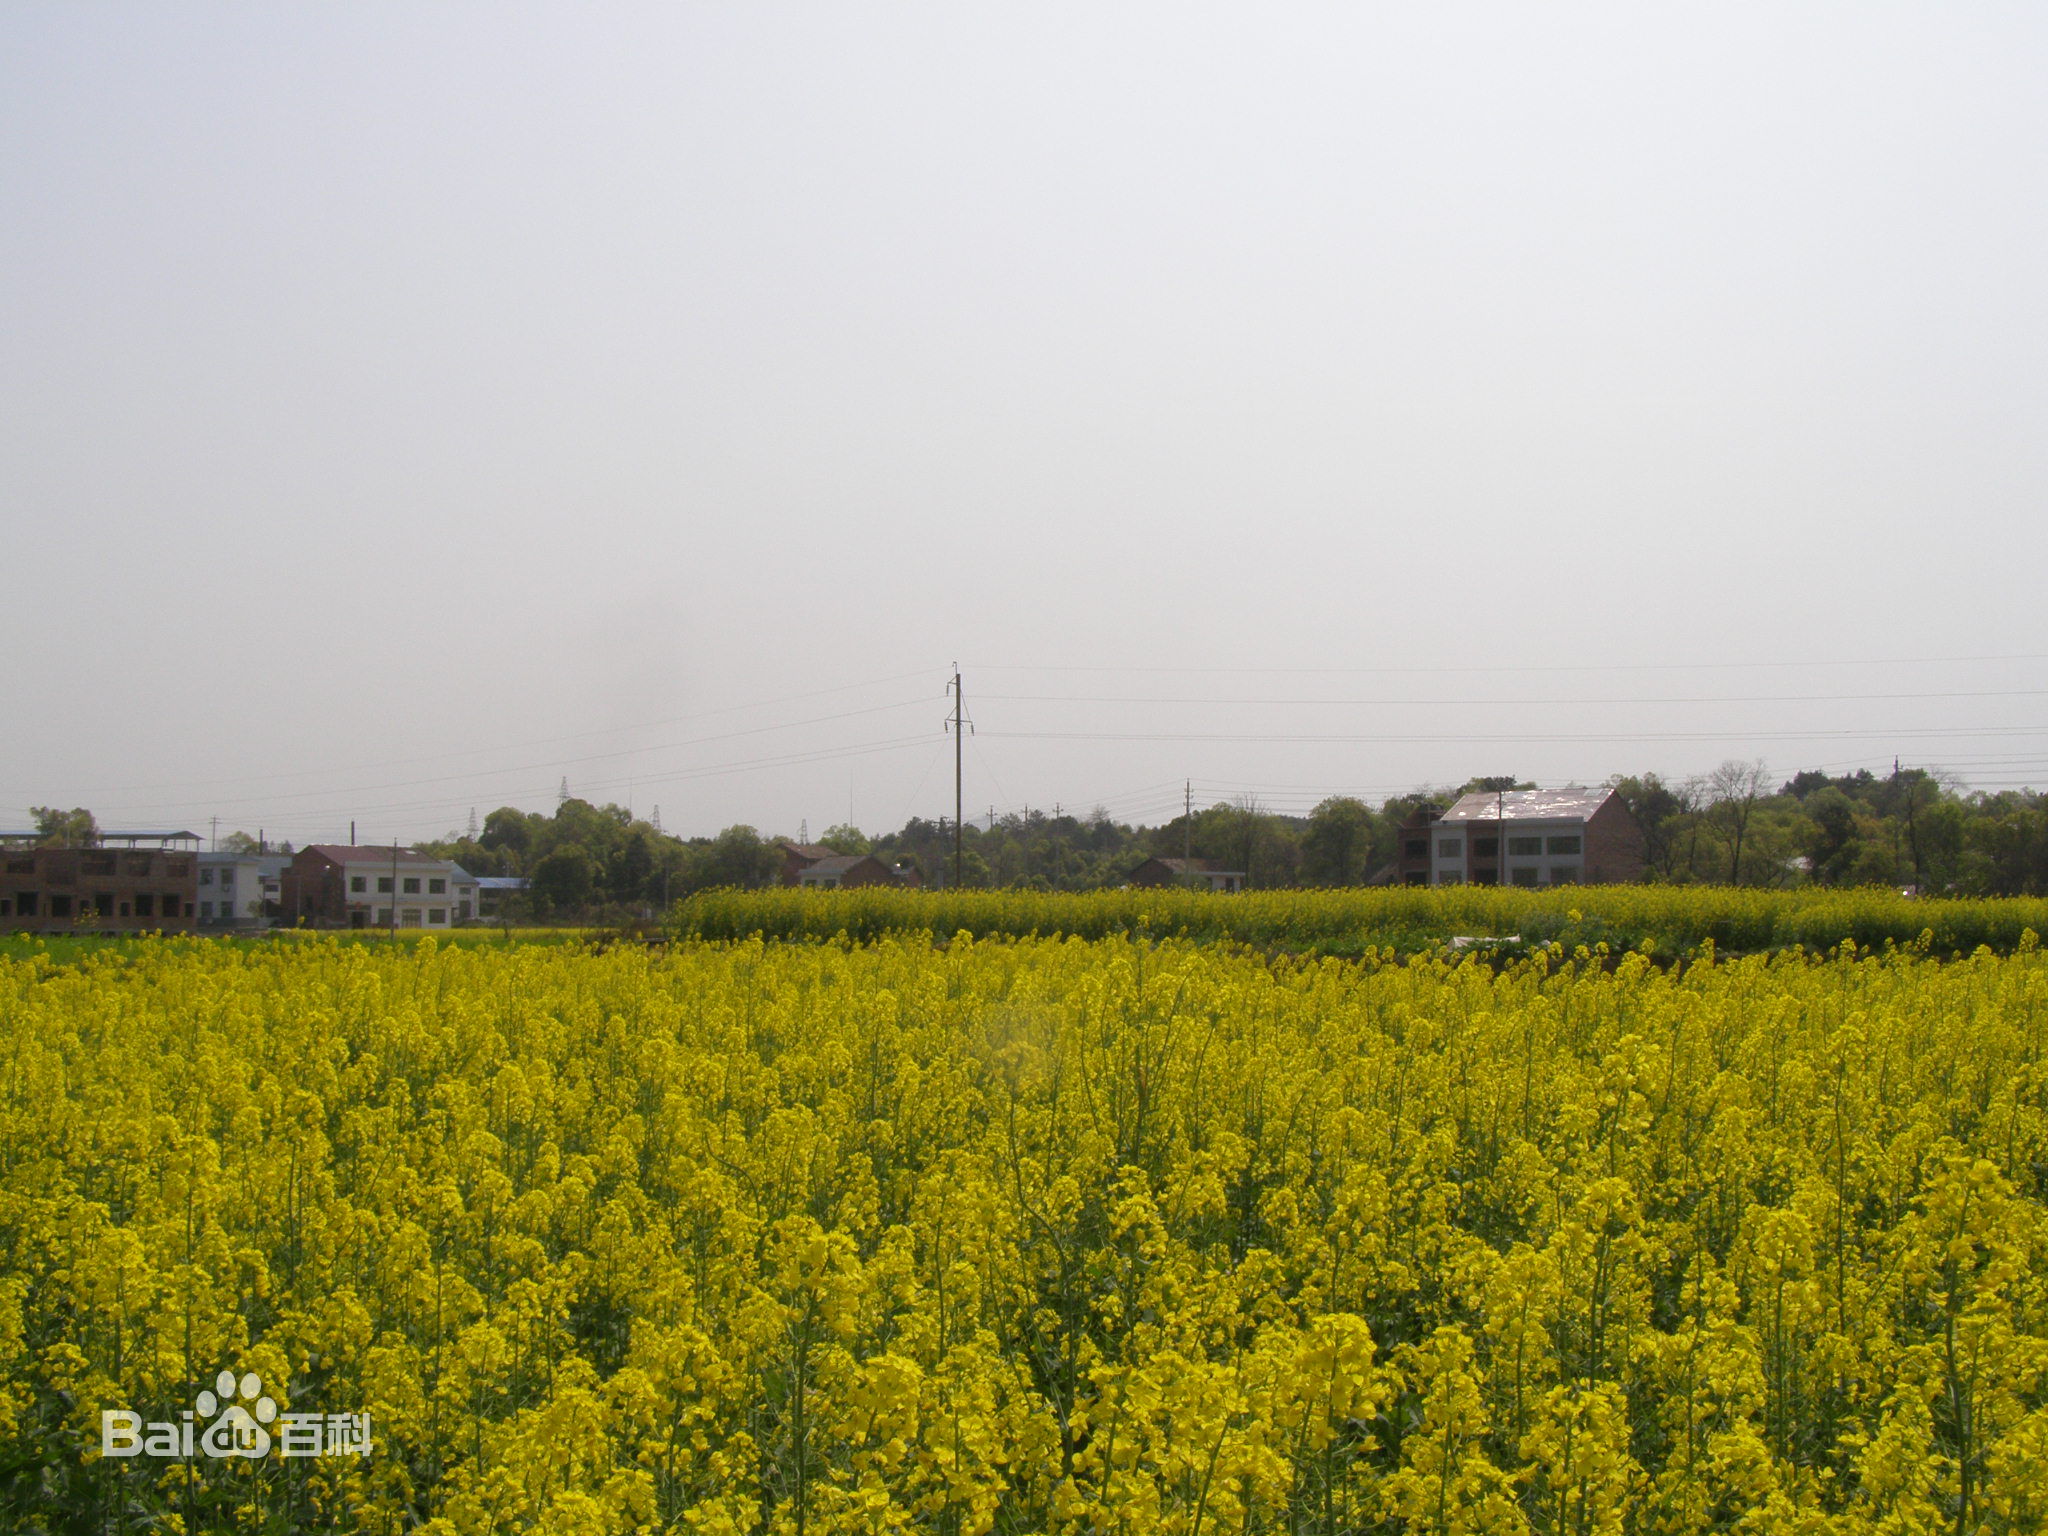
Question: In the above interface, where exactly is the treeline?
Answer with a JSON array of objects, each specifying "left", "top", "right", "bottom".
[
  {"left": 872, "top": 763, "right": 2048, "bottom": 896},
  {"left": 401, "top": 762, "right": 2048, "bottom": 920}
]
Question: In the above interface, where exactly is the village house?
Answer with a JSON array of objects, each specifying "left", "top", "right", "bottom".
[
  {"left": 1419, "top": 787, "right": 1646, "bottom": 887},
  {"left": 282, "top": 844, "right": 477, "bottom": 929},
  {"left": 1128, "top": 856, "right": 1247, "bottom": 893},
  {"left": 0, "top": 829, "right": 202, "bottom": 933},
  {"left": 196, "top": 849, "right": 292, "bottom": 930},
  {"left": 796, "top": 854, "right": 903, "bottom": 889}
]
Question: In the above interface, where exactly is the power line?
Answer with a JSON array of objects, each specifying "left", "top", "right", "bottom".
[
  {"left": 966, "top": 651, "right": 2048, "bottom": 676},
  {"left": 34, "top": 666, "right": 953, "bottom": 799},
  {"left": 81, "top": 700, "right": 938, "bottom": 815},
  {"left": 88, "top": 734, "right": 941, "bottom": 825},
  {"left": 984, "top": 725, "right": 2048, "bottom": 746},
  {"left": 979, "top": 687, "right": 2048, "bottom": 708}
]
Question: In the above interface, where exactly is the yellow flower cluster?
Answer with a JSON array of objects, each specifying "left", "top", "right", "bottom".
[{"left": 2, "top": 931, "right": 2046, "bottom": 1532}]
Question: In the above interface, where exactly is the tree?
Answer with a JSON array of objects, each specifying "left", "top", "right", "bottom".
[
  {"left": 31, "top": 807, "right": 96, "bottom": 846},
  {"left": 481, "top": 807, "right": 543, "bottom": 865},
  {"left": 690, "top": 826, "right": 780, "bottom": 892},
  {"left": 1704, "top": 759, "right": 1771, "bottom": 885},
  {"left": 1301, "top": 797, "right": 1375, "bottom": 886},
  {"left": 528, "top": 843, "right": 596, "bottom": 915},
  {"left": 818, "top": 824, "right": 871, "bottom": 856},
  {"left": 1801, "top": 786, "right": 1863, "bottom": 885}
]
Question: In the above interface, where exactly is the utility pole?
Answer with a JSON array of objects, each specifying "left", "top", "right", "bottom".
[
  {"left": 946, "top": 667, "right": 966, "bottom": 888},
  {"left": 1184, "top": 781, "right": 1193, "bottom": 881},
  {"left": 1497, "top": 783, "right": 1505, "bottom": 885},
  {"left": 389, "top": 841, "right": 399, "bottom": 937},
  {"left": 210, "top": 816, "right": 219, "bottom": 852}
]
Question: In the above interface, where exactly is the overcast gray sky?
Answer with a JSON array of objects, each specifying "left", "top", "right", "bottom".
[{"left": 5, "top": 3, "right": 2045, "bottom": 843}]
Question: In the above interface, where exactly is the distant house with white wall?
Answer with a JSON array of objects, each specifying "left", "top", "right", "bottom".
[
  {"left": 197, "top": 850, "right": 291, "bottom": 929},
  {"left": 282, "top": 845, "right": 475, "bottom": 929},
  {"left": 1425, "top": 788, "right": 1645, "bottom": 887}
]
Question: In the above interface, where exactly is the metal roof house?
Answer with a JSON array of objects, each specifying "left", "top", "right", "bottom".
[
  {"left": 1424, "top": 787, "right": 1645, "bottom": 887},
  {"left": 1128, "top": 856, "right": 1247, "bottom": 893},
  {"left": 796, "top": 854, "right": 904, "bottom": 889}
]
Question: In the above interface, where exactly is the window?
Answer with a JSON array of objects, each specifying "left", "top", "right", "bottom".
[
  {"left": 351, "top": 876, "right": 366, "bottom": 893},
  {"left": 200, "top": 867, "right": 214, "bottom": 885},
  {"left": 1507, "top": 836, "right": 1543, "bottom": 856},
  {"left": 1512, "top": 866, "right": 1540, "bottom": 887},
  {"left": 428, "top": 878, "right": 445, "bottom": 895},
  {"left": 428, "top": 908, "right": 446, "bottom": 925},
  {"left": 457, "top": 902, "right": 471, "bottom": 921},
  {"left": 1404, "top": 840, "right": 1428, "bottom": 859},
  {"left": 0, "top": 898, "right": 9, "bottom": 915},
  {"left": 50, "top": 895, "right": 72, "bottom": 918},
  {"left": 220, "top": 869, "right": 235, "bottom": 887},
  {"left": 134, "top": 894, "right": 154, "bottom": 918},
  {"left": 14, "top": 892, "right": 34, "bottom": 915},
  {"left": 94, "top": 893, "right": 112, "bottom": 916},
  {"left": 377, "top": 877, "right": 393, "bottom": 893},
  {"left": 1472, "top": 837, "right": 1498, "bottom": 857},
  {"left": 5, "top": 857, "right": 32, "bottom": 874},
  {"left": 82, "top": 853, "right": 115, "bottom": 877},
  {"left": 402, "top": 877, "right": 421, "bottom": 895},
  {"left": 1437, "top": 838, "right": 1463, "bottom": 858},
  {"left": 1546, "top": 835, "right": 1582, "bottom": 855},
  {"left": 1436, "top": 870, "right": 1463, "bottom": 885},
  {"left": 400, "top": 908, "right": 423, "bottom": 927},
  {"left": 161, "top": 897, "right": 180, "bottom": 918},
  {"left": 1550, "top": 865, "right": 1580, "bottom": 884},
  {"left": 200, "top": 901, "right": 214, "bottom": 920},
  {"left": 376, "top": 907, "right": 393, "bottom": 926}
]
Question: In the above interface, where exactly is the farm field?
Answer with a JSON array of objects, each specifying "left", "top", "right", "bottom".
[
  {"left": 3, "top": 929, "right": 2047, "bottom": 1533},
  {"left": 672, "top": 884, "right": 2048, "bottom": 959}
]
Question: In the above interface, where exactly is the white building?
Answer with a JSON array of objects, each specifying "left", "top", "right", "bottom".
[{"left": 196, "top": 851, "right": 291, "bottom": 929}]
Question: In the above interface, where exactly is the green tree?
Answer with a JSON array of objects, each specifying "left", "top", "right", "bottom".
[
  {"left": 818, "top": 823, "right": 871, "bottom": 855},
  {"left": 690, "top": 826, "right": 780, "bottom": 892},
  {"left": 30, "top": 807, "right": 96, "bottom": 846},
  {"left": 1300, "top": 797, "right": 1375, "bottom": 886},
  {"left": 528, "top": 842, "right": 596, "bottom": 915}
]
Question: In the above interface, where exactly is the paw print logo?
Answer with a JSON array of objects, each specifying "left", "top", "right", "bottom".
[{"left": 197, "top": 1371, "right": 277, "bottom": 1459}]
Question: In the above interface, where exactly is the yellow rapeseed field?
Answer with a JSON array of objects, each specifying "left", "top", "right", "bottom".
[{"left": 3, "top": 930, "right": 2046, "bottom": 1533}]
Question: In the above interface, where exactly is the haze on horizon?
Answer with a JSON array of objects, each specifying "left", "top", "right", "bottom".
[{"left": 5, "top": 3, "right": 2045, "bottom": 846}]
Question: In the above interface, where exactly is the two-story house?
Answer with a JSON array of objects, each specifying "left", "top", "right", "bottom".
[{"left": 1424, "top": 788, "right": 1645, "bottom": 886}]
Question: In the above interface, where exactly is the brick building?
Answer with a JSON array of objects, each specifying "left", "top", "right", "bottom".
[
  {"left": 0, "top": 830, "right": 201, "bottom": 932},
  {"left": 1421, "top": 788, "right": 1645, "bottom": 886},
  {"left": 796, "top": 854, "right": 904, "bottom": 889}
]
